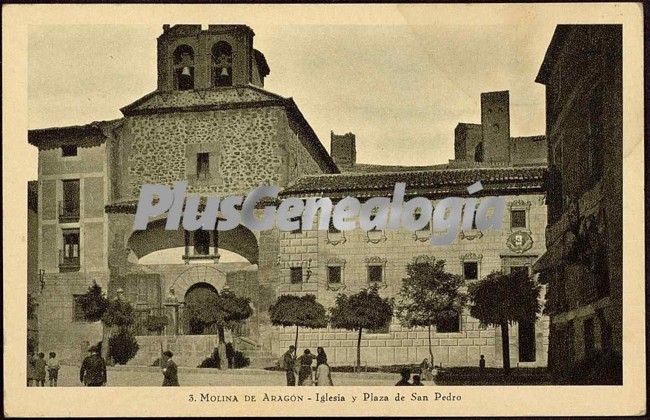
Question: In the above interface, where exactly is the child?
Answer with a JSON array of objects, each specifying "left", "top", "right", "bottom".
[
  {"left": 47, "top": 352, "right": 60, "bottom": 387},
  {"left": 34, "top": 352, "right": 47, "bottom": 387}
]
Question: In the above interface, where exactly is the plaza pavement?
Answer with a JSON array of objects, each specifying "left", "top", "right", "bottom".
[{"left": 49, "top": 364, "right": 433, "bottom": 387}]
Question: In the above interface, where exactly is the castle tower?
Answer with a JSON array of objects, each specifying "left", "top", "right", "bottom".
[
  {"left": 480, "top": 91, "right": 510, "bottom": 163},
  {"left": 330, "top": 131, "right": 357, "bottom": 170},
  {"left": 156, "top": 24, "right": 270, "bottom": 92}
]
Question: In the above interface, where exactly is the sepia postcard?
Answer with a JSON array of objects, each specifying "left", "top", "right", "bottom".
[{"left": 2, "top": 3, "right": 646, "bottom": 417}]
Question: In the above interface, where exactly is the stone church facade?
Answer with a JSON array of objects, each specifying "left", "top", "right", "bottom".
[{"left": 28, "top": 24, "right": 549, "bottom": 369}]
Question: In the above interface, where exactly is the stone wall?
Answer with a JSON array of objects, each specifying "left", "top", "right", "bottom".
[{"left": 129, "top": 335, "right": 220, "bottom": 368}]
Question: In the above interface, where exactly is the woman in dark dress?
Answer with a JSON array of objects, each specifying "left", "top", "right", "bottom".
[
  {"left": 297, "top": 349, "right": 316, "bottom": 386},
  {"left": 162, "top": 350, "right": 179, "bottom": 386},
  {"left": 316, "top": 347, "right": 327, "bottom": 368}
]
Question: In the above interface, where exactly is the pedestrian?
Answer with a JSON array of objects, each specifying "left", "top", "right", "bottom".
[
  {"left": 47, "top": 352, "right": 60, "bottom": 387},
  {"left": 34, "top": 352, "right": 47, "bottom": 387},
  {"left": 412, "top": 374, "right": 424, "bottom": 386},
  {"left": 479, "top": 354, "right": 486, "bottom": 370},
  {"left": 162, "top": 350, "right": 179, "bottom": 386},
  {"left": 316, "top": 346, "right": 327, "bottom": 367},
  {"left": 420, "top": 358, "right": 433, "bottom": 381},
  {"left": 297, "top": 349, "right": 316, "bottom": 386},
  {"left": 27, "top": 351, "right": 36, "bottom": 387},
  {"left": 395, "top": 367, "right": 412, "bottom": 386},
  {"left": 282, "top": 345, "right": 297, "bottom": 386},
  {"left": 80, "top": 346, "right": 107, "bottom": 387},
  {"left": 315, "top": 361, "right": 334, "bottom": 386}
]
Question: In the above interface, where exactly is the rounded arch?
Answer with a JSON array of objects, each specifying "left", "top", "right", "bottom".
[
  {"left": 171, "top": 265, "right": 227, "bottom": 302},
  {"left": 173, "top": 44, "right": 195, "bottom": 64},
  {"left": 212, "top": 41, "right": 233, "bottom": 87},
  {"left": 127, "top": 219, "right": 259, "bottom": 265}
]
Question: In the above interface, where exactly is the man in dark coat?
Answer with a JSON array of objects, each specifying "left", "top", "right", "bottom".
[
  {"left": 283, "top": 345, "right": 296, "bottom": 386},
  {"left": 80, "top": 346, "right": 107, "bottom": 386},
  {"left": 162, "top": 350, "right": 179, "bottom": 386}
]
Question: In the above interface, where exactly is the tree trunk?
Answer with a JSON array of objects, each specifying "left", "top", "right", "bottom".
[
  {"left": 101, "top": 323, "right": 110, "bottom": 363},
  {"left": 501, "top": 322, "right": 511, "bottom": 375},
  {"left": 428, "top": 325, "right": 434, "bottom": 366},
  {"left": 356, "top": 328, "right": 363, "bottom": 373},
  {"left": 218, "top": 326, "right": 227, "bottom": 370},
  {"left": 294, "top": 325, "right": 299, "bottom": 353}
]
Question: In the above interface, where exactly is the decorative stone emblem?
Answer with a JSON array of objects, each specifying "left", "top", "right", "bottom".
[
  {"left": 459, "top": 229, "right": 483, "bottom": 240},
  {"left": 506, "top": 230, "right": 533, "bottom": 253}
]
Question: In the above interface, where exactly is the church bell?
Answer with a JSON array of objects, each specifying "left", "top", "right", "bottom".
[
  {"left": 181, "top": 66, "right": 191, "bottom": 77},
  {"left": 220, "top": 67, "right": 229, "bottom": 77}
]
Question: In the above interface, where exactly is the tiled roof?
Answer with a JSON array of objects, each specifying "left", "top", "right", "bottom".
[
  {"left": 27, "top": 120, "right": 118, "bottom": 150},
  {"left": 279, "top": 165, "right": 548, "bottom": 199}
]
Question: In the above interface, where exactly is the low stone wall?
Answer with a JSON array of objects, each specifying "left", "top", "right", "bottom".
[
  {"left": 129, "top": 335, "right": 219, "bottom": 368},
  {"left": 265, "top": 316, "right": 549, "bottom": 368}
]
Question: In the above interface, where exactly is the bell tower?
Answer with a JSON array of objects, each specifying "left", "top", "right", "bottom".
[{"left": 156, "top": 24, "right": 270, "bottom": 92}]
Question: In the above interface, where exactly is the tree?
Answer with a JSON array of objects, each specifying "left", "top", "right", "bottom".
[
  {"left": 77, "top": 281, "right": 109, "bottom": 322},
  {"left": 108, "top": 329, "right": 140, "bottom": 365},
  {"left": 269, "top": 294, "right": 328, "bottom": 352},
  {"left": 77, "top": 283, "right": 137, "bottom": 363},
  {"left": 395, "top": 257, "right": 466, "bottom": 365},
  {"left": 468, "top": 270, "right": 542, "bottom": 374},
  {"left": 185, "top": 289, "right": 253, "bottom": 369},
  {"left": 330, "top": 287, "right": 394, "bottom": 372}
]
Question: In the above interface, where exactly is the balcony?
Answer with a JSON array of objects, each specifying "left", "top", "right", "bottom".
[
  {"left": 58, "top": 201, "right": 80, "bottom": 223},
  {"left": 59, "top": 250, "right": 80, "bottom": 272}
]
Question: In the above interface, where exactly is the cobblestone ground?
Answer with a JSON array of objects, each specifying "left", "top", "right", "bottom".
[{"left": 49, "top": 365, "right": 425, "bottom": 387}]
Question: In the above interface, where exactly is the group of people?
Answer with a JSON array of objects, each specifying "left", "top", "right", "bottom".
[
  {"left": 27, "top": 351, "right": 60, "bottom": 387},
  {"left": 282, "top": 345, "right": 333, "bottom": 386}
]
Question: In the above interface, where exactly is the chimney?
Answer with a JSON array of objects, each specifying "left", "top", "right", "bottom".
[
  {"left": 330, "top": 131, "right": 356, "bottom": 171},
  {"left": 480, "top": 91, "right": 510, "bottom": 163}
]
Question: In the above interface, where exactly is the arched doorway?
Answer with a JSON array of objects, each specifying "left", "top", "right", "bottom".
[{"left": 183, "top": 282, "right": 219, "bottom": 335}]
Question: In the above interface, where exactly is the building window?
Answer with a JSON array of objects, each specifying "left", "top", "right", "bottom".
[
  {"left": 510, "top": 209, "right": 527, "bottom": 229},
  {"left": 60, "top": 229, "right": 80, "bottom": 270},
  {"left": 290, "top": 267, "right": 303, "bottom": 284},
  {"left": 193, "top": 229, "right": 210, "bottom": 255},
  {"left": 510, "top": 265, "right": 530, "bottom": 277},
  {"left": 463, "top": 261, "right": 478, "bottom": 281},
  {"left": 73, "top": 295, "right": 86, "bottom": 322},
  {"left": 60, "top": 179, "right": 80, "bottom": 222},
  {"left": 61, "top": 145, "right": 78, "bottom": 157},
  {"left": 173, "top": 44, "right": 195, "bottom": 91},
  {"left": 437, "top": 310, "right": 460, "bottom": 333},
  {"left": 197, "top": 153, "right": 210, "bottom": 180},
  {"left": 328, "top": 218, "right": 340, "bottom": 234},
  {"left": 327, "top": 266, "right": 342, "bottom": 284},
  {"left": 367, "top": 265, "right": 383, "bottom": 284},
  {"left": 474, "top": 142, "right": 484, "bottom": 163},
  {"left": 212, "top": 41, "right": 233, "bottom": 87}
]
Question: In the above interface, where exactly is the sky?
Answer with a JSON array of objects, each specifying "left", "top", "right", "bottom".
[{"left": 27, "top": 22, "right": 557, "bottom": 177}]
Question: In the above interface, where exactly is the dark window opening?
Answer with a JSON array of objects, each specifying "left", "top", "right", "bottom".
[
  {"left": 437, "top": 310, "right": 460, "bottom": 333},
  {"left": 61, "top": 145, "right": 77, "bottom": 157},
  {"left": 73, "top": 295, "right": 86, "bottom": 322},
  {"left": 173, "top": 45, "right": 195, "bottom": 91},
  {"left": 474, "top": 142, "right": 484, "bottom": 163},
  {"left": 60, "top": 179, "right": 80, "bottom": 221},
  {"left": 368, "top": 265, "right": 383, "bottom": 284},
  {"left": 194, "top": 229, "right": 210, "bottom": 255},
  {"left": 61, "top": 229, "right": 80, "bottom": 269},
  {"left": 463, "top": 261, "right": 478, "bottom": 281},
  {"left": 328, "top": 266, "right": 341, "bottom": 284},
  {"left": 518, "top": 319, "right": 536, "bottom": 362},
  {"left": 510, "top": 266, "right": 530, "bottom": 278},
  {"left": 197, "top": 153, "right": 210, "bottom": 180},
  {"left": 511, "top": 209, "right": 527, "bottom": 229},
  {"left": 328, "top": 218, "right": 340, "bottom": 234},
  {"left": 290, "top": 267, "right": 303, "bottom": 284},
  {"left": 212, "top": 42, "right": 233, "bottom": 87}
]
